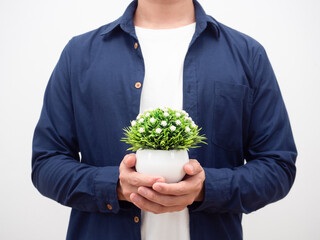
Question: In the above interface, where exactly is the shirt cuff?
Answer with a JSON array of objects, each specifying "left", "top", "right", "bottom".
[
  {"left": 94, "top": 166, "right": 121, "bottom": 214},
  {"left": 189, "top": 167, "right": 232, "bottom": 213}
]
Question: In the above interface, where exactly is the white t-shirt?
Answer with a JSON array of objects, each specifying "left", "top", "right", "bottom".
[{"left": 135, "top": 22, "right": 196, "bottom": 240}]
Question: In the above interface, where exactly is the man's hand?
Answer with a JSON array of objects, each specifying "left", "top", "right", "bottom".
[
  {"left": 130, "top": 159, "right": 205, "bottom": 214},
  {"left": 117, "top": 153, "right": 165, "bottom": 201}
]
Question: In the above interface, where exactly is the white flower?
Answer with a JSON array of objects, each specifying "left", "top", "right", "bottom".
[
  {"left": 161, "top": 121, "right": 167, "bottom": 127},
  {"left": 160, "top": 107, "right": 168, "bottom": 112},
  {"left": 185, "top": 126, "right": 191, "bottom": 132},
  {"left": 139, "top": 118, "right": 144, "bottom": 123},
  {"left": 191, "top": 122, "right": 196, "bottom": 128},
  {"left": 181, "top": 110, "right": 188, "bottom": 116},
  {"left": 150, "top": 117, "right": 156, "bottom": 123},
  {"left": 175, "top": 112, "right": 181, "bottom": 117},
  {"left": 131, "top": 120, "right": 136, "bottom": 126},
  {"left": 155, "top": 128, "right": 162, "bottom": 134},
  {"left": 136, "top": 114, "right": 142, "bottom": 119},
  {"left": 175, "top": 120, "right": 181, "bottom": 125},
  {"left": 184, "top": 116, "right": 190, "bottom": 121},
  {"left": 188, "top": 117, "right": 193, "bottom": 122},
  {"left": 145, "top": 112, "right": 150, "bottom": 117},
  {"left": 164, "top": 112, "right": 169, "bottom": 117},
  {"left": 170, "top": 126, "right": 176, "bottom": 131},
  {"left": 139, "top": 127, "right": 144, "bottom": 133}
]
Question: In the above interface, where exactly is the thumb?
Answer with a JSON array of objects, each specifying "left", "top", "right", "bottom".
[
  {"left": 184, "top": 160, "right": 201, "bottom": 176},
  {"left": 124, "top": 154, "right": 136, "bottom": 168}
]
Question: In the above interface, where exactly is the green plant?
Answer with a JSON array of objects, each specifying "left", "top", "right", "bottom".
[{"left": 121, "top": 107, "right": 207, "bottom": 151}]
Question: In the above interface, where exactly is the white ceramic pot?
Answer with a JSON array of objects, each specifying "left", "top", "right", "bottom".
[{"left": 135, "top": 149, "right": 189, "bottom": 183}]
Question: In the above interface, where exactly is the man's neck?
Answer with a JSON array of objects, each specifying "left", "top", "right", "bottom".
[{"left": 133, "top": 0, "right": 196, "bottom": 29}]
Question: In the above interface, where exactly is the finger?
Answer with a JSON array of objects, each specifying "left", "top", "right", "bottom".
[
  {"left": 130, "top": 193, "right": 186, "bottom": 214},
  {"left": 123, "top": 154, "right": 136, "bottom": 168},
  {"left": 118, "top": 183, "right": 139, "bottom": 201},
  {"left": 137, "top": 186, "right": 193, "bottom": 207},
  {"left": 152, "top": 181, "right": 193, "bottom": 196},
  {"left": 184, "top": 159, "right": 202, "bottom": 176},
  {"left": 127, "top": 171, "right": 165, "bottom": 187},
  {"left": 119, "top": 154, "right": 138, "bottom": 175}
]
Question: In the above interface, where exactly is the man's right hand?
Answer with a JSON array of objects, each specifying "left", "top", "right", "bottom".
[{"left": 117, "top": 153, "right": 165, "bottom": 201}]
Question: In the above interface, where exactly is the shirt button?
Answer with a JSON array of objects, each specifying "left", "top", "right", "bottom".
[
  {"left": 134, "top": 42, "right": 138, "bottom": 49},
  {"left": 106, "top": 204, "right": 113, "bottom": 210},
  {"left": 135, "top": 82, "right": 142, "bottom": 89},
  {"left": 134, "top": 216, "right": 140, "bottom": 223}
]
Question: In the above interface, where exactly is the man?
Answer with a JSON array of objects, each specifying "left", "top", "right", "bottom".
[{"left": 31, "top": 0, "right": 297, "bottom": 239}]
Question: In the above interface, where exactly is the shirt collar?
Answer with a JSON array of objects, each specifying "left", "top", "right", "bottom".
[{"left": 100, "top": 0, "right": 220, "bottom": 39}]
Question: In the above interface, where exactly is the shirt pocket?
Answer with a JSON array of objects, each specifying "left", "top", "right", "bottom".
[{"left": 211, "top": 81, "right": 253, "bottom": 151}]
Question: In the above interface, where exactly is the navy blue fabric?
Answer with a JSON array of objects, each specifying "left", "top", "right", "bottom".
[{"left": 31, "top": 0, "right": 297, "bottom": 239}]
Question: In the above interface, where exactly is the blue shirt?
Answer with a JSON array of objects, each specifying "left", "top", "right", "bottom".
[{"left": 31, "top": 0, "right": 297, "bottom": 239}]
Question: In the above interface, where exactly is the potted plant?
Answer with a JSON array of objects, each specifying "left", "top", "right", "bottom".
[{"left": 121, "top": 107, "right": 207, "bottom": 183}]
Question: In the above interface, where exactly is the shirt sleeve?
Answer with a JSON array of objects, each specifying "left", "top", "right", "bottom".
[
  {"left": 190, "top": 45, "right": 297, "bottom": 214},
  {"left": 31, "top": 39, "right": 121, "bottom": 214}
]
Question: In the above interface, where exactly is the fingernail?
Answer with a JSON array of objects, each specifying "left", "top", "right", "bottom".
[
  {"left": 131, "top": 194, "right": 138, "bottom": 203},
  {"left": 153, "top": 184, "right": 162, "bottom": 191},
  {"left": 138, "top": 187, "right": 147, "bottom": 195}
]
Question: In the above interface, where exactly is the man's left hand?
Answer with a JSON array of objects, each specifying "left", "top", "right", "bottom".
[{"left": 129, "top": 159, "right": 205, "bottom": 214}]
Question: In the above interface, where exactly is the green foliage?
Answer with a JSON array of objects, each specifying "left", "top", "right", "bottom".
[{"left": 121, "top": 107, "right": 207, "bottom": 151}]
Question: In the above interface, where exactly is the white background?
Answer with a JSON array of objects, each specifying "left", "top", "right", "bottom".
[{"left": 0, "top": 0, "right": 319, "bottom": 239}]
